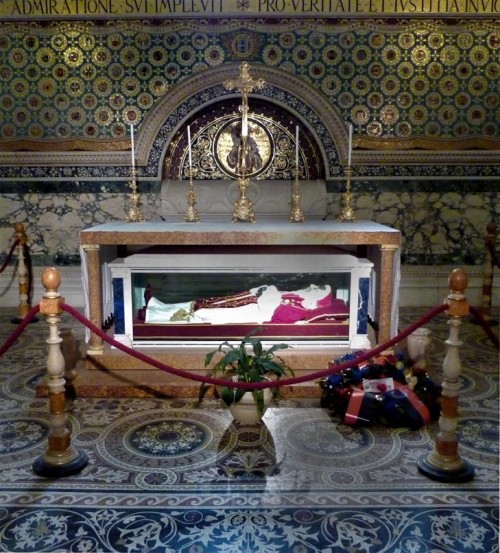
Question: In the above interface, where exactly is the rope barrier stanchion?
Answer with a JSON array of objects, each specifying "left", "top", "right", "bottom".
[
  {"left": 0, "top": 264, "right": 489, "bottom": 478},
  {"left": 11, "top": 223, "right": 38, "bottom": 325},
  {"left": 33, "top": 267, "right": 88, "bottom": 478},
  {"left": 61, "top": 301, "right": 447, "bottom": 391},
  {"left": 471, "top": 222, "right": 498, "bottom": 327},
  {"left": 417, "top": 268, "right": 475, "bottom": 483}
]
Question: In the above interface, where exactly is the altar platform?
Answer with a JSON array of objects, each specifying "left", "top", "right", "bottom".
[
  {"left": 67, "top": 345, "right": 349, "bottom": 398},
  {"left": 80, "top": 219, "right": 400, "bottom": 353},
  {"left": 78, "top": 220, "right": 399, "bottom": 395}
]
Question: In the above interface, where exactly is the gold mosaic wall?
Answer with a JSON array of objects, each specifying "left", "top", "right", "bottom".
[
  {"left": 0, "top": 19, "right": 497, "bottom": 150},
  {"left": 0, "top": 18, "right": 498, "bottom": 266}
]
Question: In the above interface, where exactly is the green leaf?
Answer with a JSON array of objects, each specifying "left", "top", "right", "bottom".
[
  {"left": 252, "top": 389, "right": 265, "bottom": 416},
  {"left": 233, "top": 388, "right": 246, "bottom": 404},
  {"left": 260, "top": 359, "right": 283, "bottom": 375},
  {"left": 220, "top": 386, "right": 235, "bottom": 406},
  {"left": 198, "top": 382, "right": 210, "bottom": 403},
  {"left": 219, "top": 340, "right": 233, "bottom": 351},
  {"left": 244, "top": 327, "right": 262, "bottom": 339},
  {"left": 201, "top": 332, "right": 293, "bottom": 412},
  {"left": 251, "top": 339, "right": 263, "bottom": 357},
  {"left": 267, "top": 343, "right": 290, "bottom": 355},
  {"left": 221, "top": 386, "right": 246, "bottom": 406},
  {"left": 204, "top": 350, "right": 217, "bottom": 367},
  {"left": 248, "top": 367, "right": 262, "bottom": 382},
  {"left": 223, "top": 350, "right": 243, "bottom": 366}
]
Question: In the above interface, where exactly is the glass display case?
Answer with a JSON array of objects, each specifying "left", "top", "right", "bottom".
[{"left": 108, "top": 246, "right": 373, "bottom": 348}]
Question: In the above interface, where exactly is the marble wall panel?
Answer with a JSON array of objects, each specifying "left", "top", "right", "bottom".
[
  {"left": 0, "top": 189, "right": 496, "bottom": 267},
  {"left": 327, "top": 190, "right": 498, "bottom": 265}
]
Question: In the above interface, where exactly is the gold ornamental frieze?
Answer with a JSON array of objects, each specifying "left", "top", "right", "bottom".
[
  {"left": 0, "top": 0, "right": 497, "bottom": 20},
  {"left": 355, "top": 136, "right": 499, "bottom": 151},
  {"left": 0, "top": 138, "right": 130, "bottom": 152}
]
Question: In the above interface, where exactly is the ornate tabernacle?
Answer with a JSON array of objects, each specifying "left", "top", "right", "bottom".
[{"left": 80, "top": 220, "right": 400, "bottom": 353}]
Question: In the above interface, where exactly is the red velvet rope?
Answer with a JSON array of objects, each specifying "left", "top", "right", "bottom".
[
  {"left": 0, "top": 304, "right": 40, "bottom": 357},
  {"left": 61, "top": 302, "right": 449, "bottom": 390},
  {"left": 0, "top": 239, "right": 20, "bottom": 274},
  {"left": 486, "top": 240, "right": 500, "bottom": 269},
  {"left": 2, "top": 302, "right": 496, "bottom": 390},
  {"left": 24, "top": 243, "right": 34, "bottom": 305},
  {"left": 469, "top": 305, "right": 500, "bottom": 349}
]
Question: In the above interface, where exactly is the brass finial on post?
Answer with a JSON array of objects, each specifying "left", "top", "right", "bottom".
[
  {"left": 33, "top": 267, "right": 88, "bottom": 477},
  {"left": 417, "top": 268, "right": 475, "bottom": 482}
]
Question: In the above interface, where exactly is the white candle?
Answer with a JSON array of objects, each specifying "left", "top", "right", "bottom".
[
  {"left": 295, "top": 126, "right": 299, "bottom": 169},
  {"left": 130, "top": 124, "right": 135, "bottom": 171},
  {"left": 187, "top": 125, "right": 192, "bottom": 168},
  {"left": 348, "top": 123, "right": 353, "bottom": 168}
]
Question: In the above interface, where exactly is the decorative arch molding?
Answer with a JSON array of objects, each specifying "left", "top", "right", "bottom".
[{"left": 137, "top": 63, "right": 349, "bottom": 180}]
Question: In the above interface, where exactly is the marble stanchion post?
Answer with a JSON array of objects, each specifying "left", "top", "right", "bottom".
[
  {"left": 33, "top": 267, "right": 88, "bottom": 477},
  {"left": 11, "top": 222, "right": 33, "bottom": 324},
  {"left": 417, "top": 268, "right": 475, "bottom": 482},
  {"left": 473, "top": 222, "right": 498, "bottom": 326}
]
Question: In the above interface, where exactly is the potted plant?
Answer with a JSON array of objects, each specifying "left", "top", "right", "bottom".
[{"left": 199, "top": 330, "right": 294, "bottom": 424}]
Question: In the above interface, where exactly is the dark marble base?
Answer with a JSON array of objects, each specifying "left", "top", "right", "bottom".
[
  {"left": 417, "top": 454, "right": 475, "bottom": 483},
  {"left": 33, "top": 450, "right": 89, "bottom": 478}
]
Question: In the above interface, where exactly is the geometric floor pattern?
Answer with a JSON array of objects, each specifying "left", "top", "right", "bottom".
[{"left": 0, "top": 308, "right": 498, "bottom": 552}]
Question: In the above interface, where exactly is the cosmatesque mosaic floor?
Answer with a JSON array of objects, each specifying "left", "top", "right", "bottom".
[{"left": 0, "top": 308, "right": 498, "bottom": 553}]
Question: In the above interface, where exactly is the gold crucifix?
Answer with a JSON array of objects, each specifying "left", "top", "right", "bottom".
[
  {"left": 224, "top": 62, "right": 266, "bottom": 172},
  {"left": 224, "top": 63, "right": 266, "bottom": 222}
]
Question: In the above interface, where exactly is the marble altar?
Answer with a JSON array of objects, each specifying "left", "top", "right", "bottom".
[{"left": 80, "top": 220, "right": 400, "bottom": 354}]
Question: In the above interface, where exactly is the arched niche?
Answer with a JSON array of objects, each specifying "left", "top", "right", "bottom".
[
  {"left": 136, "top": 63, "right": 349, "bottom": 181},
  {"left": 163, "top": 97, "right": 325, "bottom": 181}
]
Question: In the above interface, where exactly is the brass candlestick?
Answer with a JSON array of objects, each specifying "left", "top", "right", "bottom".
[
  {"left": 337, "top": 166, "right": 356, "bottom": 222},
  {"left": 290, "top": 167, "right": 305, "bottom": 223},
  {"left": 232, "top": 175, "right": 255, "bottom": 223},
  {"left": 184, "top": 167, "right": 200, "bottom": 223},
  {"left": 126, "top": 168, "right": 145, "bottom": 222}
]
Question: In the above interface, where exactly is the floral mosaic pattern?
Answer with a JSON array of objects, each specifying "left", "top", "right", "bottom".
[
  {"left": 459, "top": 418, "right": 500, "bottom": 457},
  {"left": 0, "top": 505, "right": 498, "bottom": 552},
  {"left": 129, "top": 419, "right": 209, "bottom": 457},
  {"left": 0, "top": 419, "right": 48, "bottom": 454},
  {"left": 0, "top": 309, "right": 498, "bottom": 551},
  {"left": 0, "top": 20, "right": 497, "bottom": 143}
]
